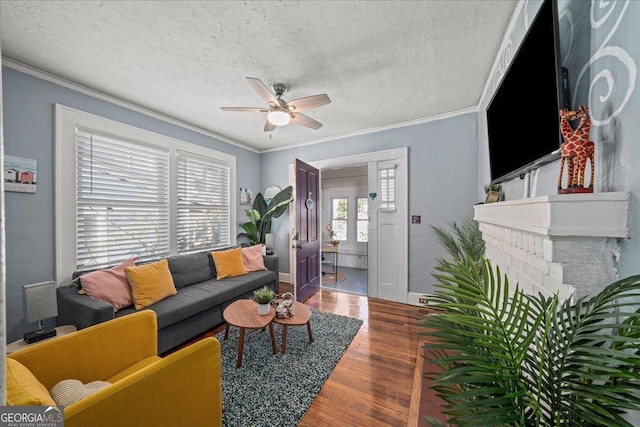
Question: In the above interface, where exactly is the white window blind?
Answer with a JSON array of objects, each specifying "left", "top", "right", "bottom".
[
  {"left": 379, "top": 166, "right": 396, "bottom": 211},
  {"left": 176, "top": 151, "right": 231, "bottom": 253},
  {"left": 75, "top": 127, "right": 170, "bottom": 269}
]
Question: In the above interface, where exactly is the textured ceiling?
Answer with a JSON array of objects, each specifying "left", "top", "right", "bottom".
[{"left": 0, "top": 0, "right": 519, "bottom": 152}]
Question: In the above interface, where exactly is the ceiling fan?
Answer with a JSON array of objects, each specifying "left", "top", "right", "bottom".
[{"left": 220, "top": 77, "right": 331, "bottom": 132}]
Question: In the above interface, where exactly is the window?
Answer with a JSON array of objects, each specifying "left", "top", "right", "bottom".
[
  {"left": 56, "top": 105, "right": 236, "bottom": 284},
  {"left": 331, "top": 198, "right": 348, "bottom": 241},
  {"left": 379, "top": 166, "right": 396, "bottom": 210},
  {"left": 75, "top": 128, "right": 171, "bottom": 268},
  {"left": 176, "top": 152, "right": 230, "bottom": 253},
  {"left": 357, "top": 197, "right": 368, "bottom": 242}
]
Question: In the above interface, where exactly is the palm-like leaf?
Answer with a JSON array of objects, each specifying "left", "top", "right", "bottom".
[
  {"left": 422, "top": 250, "right": 640, "bottom": 426},
  {"left": 423, "top": 258, "right": 542, "bottom": 426},
  {"left": 528, "top": 276, "right": 640, "bottom": 426},
  {"left": 430, "top": 217, "right": 485, "bottom": 268}
]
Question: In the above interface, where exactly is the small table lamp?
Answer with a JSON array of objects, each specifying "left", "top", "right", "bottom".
[
  {"left": 22, "top": 280, "right": 58, "bottom": 344},
  {"left": 265, "top": 233, "right": 275, "bottom": 255}
]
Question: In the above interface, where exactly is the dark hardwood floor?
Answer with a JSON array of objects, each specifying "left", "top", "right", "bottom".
[{"left": 182, "top": 283, "right": 435, "bottom": 426}]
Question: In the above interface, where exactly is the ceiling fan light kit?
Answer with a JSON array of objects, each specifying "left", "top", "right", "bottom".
[
  {"left": 220, "top": 77, "right": 331, "bottom": 132},
  {"left": 267, "top": 109, "right": 291, "bottom": 126}
]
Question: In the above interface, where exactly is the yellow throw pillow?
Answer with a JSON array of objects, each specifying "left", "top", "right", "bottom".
[
  {"left": 125, "top": 259, "right": 177, "bottom": 310},
  {"left": 211, "top": 247, "right": 247, "bottom": 279},
  {"left": 6, "top": 358, "right": 56, "bottom": 406}
]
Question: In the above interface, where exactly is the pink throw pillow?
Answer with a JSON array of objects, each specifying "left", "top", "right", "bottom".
[
  {"left": 80, "top": 257, "right": 138, "bottom": 311},
  {"left": 242, "top": 245, "right": 268, "bottom": 272}
]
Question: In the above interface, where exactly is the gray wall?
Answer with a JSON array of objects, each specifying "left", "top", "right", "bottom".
[
  {"left": 260, "top": 112, "right": 480, "bottom": 295},
  {"left": 0, "top": 37, "right": 6, "bottom": 403},
  {"left": 1, "top": 66, "right": 261, "bottom": 342},
  {"left": 479, "top": 0, "right": 639, "bottom": 281}
]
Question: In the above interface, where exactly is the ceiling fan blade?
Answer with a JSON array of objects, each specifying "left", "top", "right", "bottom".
[
  {"left": 220, "top": 107, "right": 267, "bottom": 112},
  {"left": 246, "top": 77, "right": 281, "bottom": 107},
  {"left": 264, "top": 119, "right": 276, "bottom": 132},
  {"left": 291, "top": 113, "right": 322, "bottom": 130},
  {"left": 286, "top": 94, "right": 331, "bottom": 112}
]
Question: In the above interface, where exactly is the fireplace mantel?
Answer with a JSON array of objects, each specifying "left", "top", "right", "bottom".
[
  {"left": 474, "top": 192, "right": 630, "bottom": 238},
  {"left": 473, "top": 192, "right": 631, "bottom": 301}
]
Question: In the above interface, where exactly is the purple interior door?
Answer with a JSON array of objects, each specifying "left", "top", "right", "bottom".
[{"left": 294, "top": 158, "right": 320, "bottom": 302}]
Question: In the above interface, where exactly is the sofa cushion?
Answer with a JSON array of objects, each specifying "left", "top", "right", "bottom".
[
  {"left": 139, "top": 270, "right": 276, "bottom": 329},
  {"left": 125, "top": 259, "right": 177, "bottom": 310},
  {"left": 202, "top": 270, "right": 277, "bottom": 307},
  {"left": 242, "top": 245, "right": 268, "bottom": 272},
  {"left": 6, "top": 358, "right": 56, "bottom": 406},
  {"left": 211, "top": 247, "right": 247, "bottom": 279},
  {"left": 50, "top": 379, "right": 111, "bottom": 407},
  {"left": 78, "top": 257, "right": 138, "bottom": 311},
  {"left": 167, "top": 252, "right": 212, "bottom": 288}
]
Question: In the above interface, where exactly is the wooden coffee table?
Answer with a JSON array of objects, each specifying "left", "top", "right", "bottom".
[
  {"left": 272, "top": 301, "right": 314, "bottom": 354},
  {"left": 223, "top": 299, "right": 277, "bottom": 367}
]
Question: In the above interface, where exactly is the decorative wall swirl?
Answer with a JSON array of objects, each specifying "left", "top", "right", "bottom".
[
  {"left": 492, "top": 39, "right": 513, "bottom": 90},
  {"left": 493, "top": 0, "right": 636, "bottom": 128},
  {"left": 491, "top": 0, "right": 538, "bottom": 92},
  {"left": 571, "top": 0, "right": 636, "bottom": 126}
]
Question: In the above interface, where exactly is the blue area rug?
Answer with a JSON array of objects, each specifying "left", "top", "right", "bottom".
[{"left": 217, "top": 309, "right": 363, "bottom": 427}]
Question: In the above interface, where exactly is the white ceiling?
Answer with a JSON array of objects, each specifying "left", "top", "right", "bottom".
[{"left": 0, "top": 0, "right": 519, "bottom": 152}]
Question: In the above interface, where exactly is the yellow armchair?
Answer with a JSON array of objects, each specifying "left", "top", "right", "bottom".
[{"left": 6, "top": 310, "right": 222, "bottom": 427}]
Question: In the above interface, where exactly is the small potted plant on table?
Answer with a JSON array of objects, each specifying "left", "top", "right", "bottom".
[
  {"left": 325, "top": 224, "right": 339, "bottom": 246},
  {"left": 252, "top": 286, "right": 275, "bottom": 315}
]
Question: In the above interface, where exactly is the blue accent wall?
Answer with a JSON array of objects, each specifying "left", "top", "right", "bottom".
[
  {"left": 2, "top": 66, "right": 261, "bottom": 342},
  {"left": 260, "top": 112, "right": 480, "bottom": 295}
]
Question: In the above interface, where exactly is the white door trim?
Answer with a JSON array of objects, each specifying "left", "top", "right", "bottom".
[{"left": 307, "top": 147, "right": 408, "bottom": 303}]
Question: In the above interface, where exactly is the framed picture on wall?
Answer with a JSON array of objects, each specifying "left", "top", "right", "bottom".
[
  {"left": 239, "top": 187, "right": 253, "bottom": 205},
  {"left": 4, "top": 155, "right": 37, "bottom": 193}
]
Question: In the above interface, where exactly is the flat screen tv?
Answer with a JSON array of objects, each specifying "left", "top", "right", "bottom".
[{"left": 487, "top": 0, "right": 565, "bottom": 184}]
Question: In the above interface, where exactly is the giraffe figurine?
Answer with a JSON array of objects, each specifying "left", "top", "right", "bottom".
[
  {"left": 557, "top": 105, "right": 595, "bottom": 194},
  {"left": 558, "top": 108, "right": 577, "bottom": 190},
  {"left": 572, "top": 106, "right": 595, "bottom": 189}
]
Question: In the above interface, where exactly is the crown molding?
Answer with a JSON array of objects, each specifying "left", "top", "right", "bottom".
[
  {"left": 3, "top": 56, "right": 480, "bottom": 155},
  {"left": 1, "top": 56, "right": 258, "bottom": 153},
  {"left": 261, "top": 106, "right": 479, "bottom": 153}
]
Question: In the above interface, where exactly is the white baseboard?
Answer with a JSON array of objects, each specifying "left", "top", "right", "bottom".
[
  {"left": 279, "top": 272, "right": 291, "bottom": 284},
  {"left": 408, "top": 292, "right": 429, "bottom": 307}
]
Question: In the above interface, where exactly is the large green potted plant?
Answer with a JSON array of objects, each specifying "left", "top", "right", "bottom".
[
  {"left": 238, "top": 185, "right": 293, "bottom": 246},
  {"left": 421, "top": 218, "right": 640, "bottom": 427}
]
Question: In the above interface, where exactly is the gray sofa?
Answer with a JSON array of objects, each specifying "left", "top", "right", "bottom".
[{"left": 56, "top": 250, "right": 279, "bottom": 354}]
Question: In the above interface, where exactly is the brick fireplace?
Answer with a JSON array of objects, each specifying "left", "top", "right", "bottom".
[{"left": 474, "top": 192, "right": 630, "bottom": 301}]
